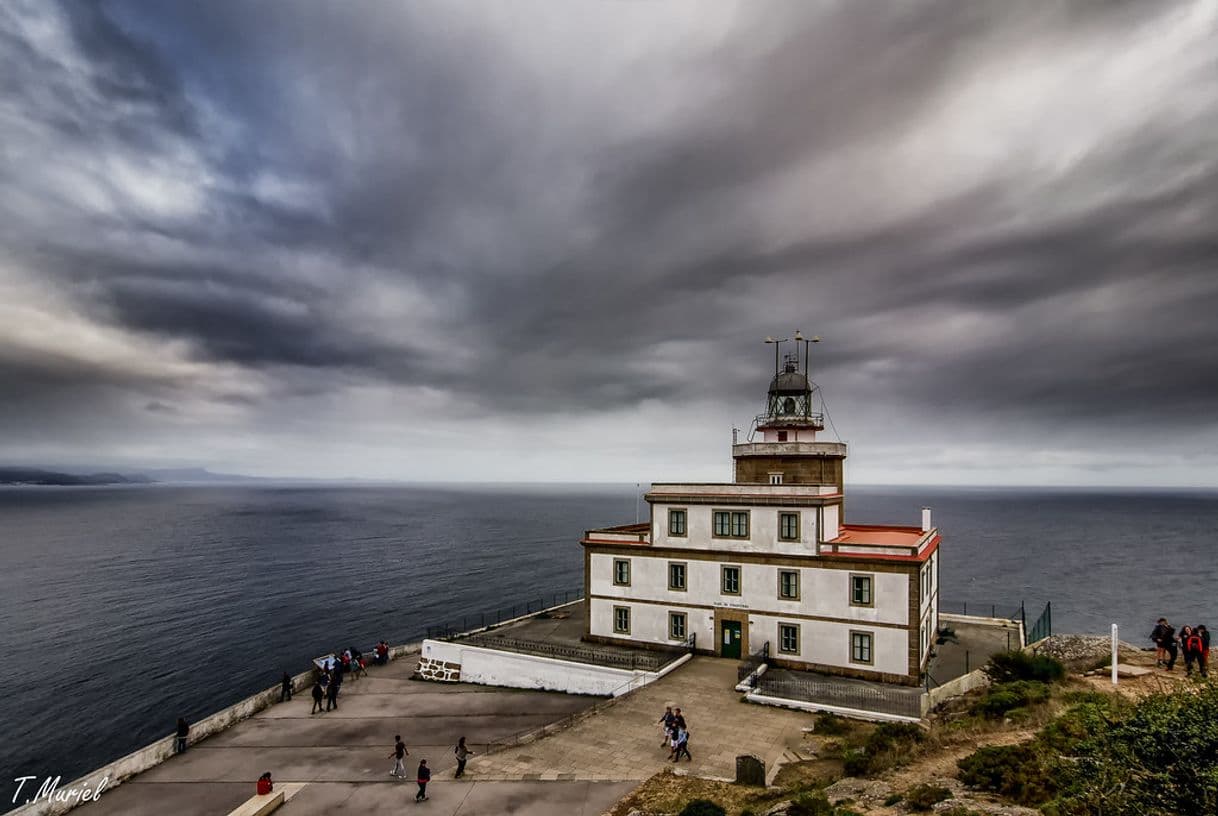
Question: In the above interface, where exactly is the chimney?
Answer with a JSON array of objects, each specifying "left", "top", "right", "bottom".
[{"left": 921, "top": 507, "right": 932, "bottom": 532}]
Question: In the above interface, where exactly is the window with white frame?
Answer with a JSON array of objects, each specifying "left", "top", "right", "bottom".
[
  {"left": 850, "top": 630, "right": 873, "bottom": 664},
  {"left": 613, "top": 606, "right": 630, "bottom": 634},
  {"left": 850, "top": 574, "right": 873, "bottom": 607},
  {"left": 778, "top": 569, "right": 799, "bottom": 600},
  {"left": 779, "top": 512, "right": 799, "bottom": 541},
  {"left": 669, "top": 612, "right": 686, "bottom": 640},
  {"left": 769, "top": 473, "right": 783, "bottom": 485},
  {"left": 613, "top": 559, "right": 631, "bottom": 586},
  {"left": 668, "top": 562, "right": 687, "bottom": 591},
  {"left": 721, "top": 565, "right": 741, "bottom": 595},
  {"left": 778, "top": 623, "right": 800, "bottom": 654}
]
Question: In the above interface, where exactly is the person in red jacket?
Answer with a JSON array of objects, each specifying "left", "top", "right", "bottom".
[{"left": 256, "top": 772, "right": 273, "bottom": 796}]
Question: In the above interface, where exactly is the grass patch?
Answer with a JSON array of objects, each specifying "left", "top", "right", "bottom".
[{"left": 903, "top": 783, "right": 952, "bottom": 811}]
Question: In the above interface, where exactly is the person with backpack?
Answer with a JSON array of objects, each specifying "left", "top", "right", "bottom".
[
  {"left": 1180, "top": 625, "right": 1203, "bottom": 676},
  {"left": 1150, "top": 618, "right": 1172, "bottom": 666},
  {"left": 1197, "top": 625, "right": 1210, "bottom": 678}
]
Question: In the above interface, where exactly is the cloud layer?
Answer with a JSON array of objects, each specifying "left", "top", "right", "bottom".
[{"left": 2, "top": 0, "right": 1217, "bottom": 485}]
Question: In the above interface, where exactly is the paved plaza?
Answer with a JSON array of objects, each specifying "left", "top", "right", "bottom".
[
  {"left": 471, "top": 656, "right": 816, "bottom": 783},
  {"left": 73, "top": 655, "right": 632, "bottom": 816}
]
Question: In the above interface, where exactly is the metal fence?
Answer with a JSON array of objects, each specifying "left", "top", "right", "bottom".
[
  {"left": 464, "top": 634, "right": 677, "bottom": 672},
  {"left": 755, "top": 674, "right": 923, "bottom": 718},
  {"left": 737, "top": 641, "right": 770, "bottom": 685},
  {"left": 423, "top": 588, "right": 583, "bottom": 640},
  {"left": 939, "top": 600, "right": 1025, "bottom": 621},
  {"left": 1026, "top": 601, "right": 1052, "bottom": 643}
]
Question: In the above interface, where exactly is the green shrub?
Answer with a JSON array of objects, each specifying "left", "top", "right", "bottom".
[
  {"left": 839, "top": 721, "right": 927, "bottom": 777},
  {"left": 972, "top": 680, "right": 1051, "bottom": 718},
  {"left": 815, "top": 712, "right": 853, "bottom": 736},
  {"left": 904, "top": 783, "right": 952, "bottom": 811},
  {"left": 678, "top": 800, "right": 726, "bottom": 816},
  {"left": 841, "top": 748, "right": 870, "bottom": 777},
  {"left": 868, "top": 721, "right": 926, "bottom": 750},
  {"left": 984, "top": 651, "right": 1065, "bottom": 684},
  {"left": 787, "top": 791, "right": 836, "bottom": 816},
  {"left": 957, "top": 742, "right": 1054, "bottom": 805},
  {"left": 882, "top": 793, "right": 903, "bottom": 806}
]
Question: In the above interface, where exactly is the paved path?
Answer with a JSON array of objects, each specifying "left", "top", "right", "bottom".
[
  {"left": 74, "top": 656, "right": 632, "bottom": 816},
  {"left": 471, "top": 656, "right": 816, "bottom": 783}
]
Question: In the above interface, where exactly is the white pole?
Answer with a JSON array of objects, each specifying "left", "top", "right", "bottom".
[{"left": 1111, "top": 623, "right": 1119, "bottom": 686}]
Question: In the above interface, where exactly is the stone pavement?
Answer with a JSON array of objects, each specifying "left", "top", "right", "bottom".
[
  {"left": 471, "top": 656, "right": 816, "bottom": 783},
  {"left": 73, "top": 655, "right": 632, "bottom": 816}
]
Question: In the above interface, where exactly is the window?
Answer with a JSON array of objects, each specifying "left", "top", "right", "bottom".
[
  {"left": 613, "top": 559, "right": 631, "bottom": 586},
  {"left": 731, "top": 511, "right": 749, "bottom": 537},
  {"left": 613, "top": 606, "right": 630, "bottom": 634},
  {"left": 769, "top": 473, "right": 783, "bottom": 485},
  {"left": 668, "top": 508, "right": 687, "bottom": 536},
  {"left": 669, "top": 612, "right": 687, "bottom": 640},
  {"left": 850, "top": 631, "right": 873, "bottom": 664},
  {"left": 721, "top": 565, "right": 741, "bottom": 595},
  {"left": 850, "top": 574, "right": 873, "bottom": 607},
  {"left": 668, "top": 562, "right": 687, "bottom": 591},
  {"left": 777, "top": 431, "right": 788, "bottom": 442},
  {"left": 713, "top": 510, "right": 749, "bottom": 538},
  {"left": 778, "top": 569, "right": 799, "bottom": 600},
  {"left": 778, "top": 623, "right": 800, "bottom": 654},
  {"left": 779, "top": 512, "right": 800, "bottom": 541}
]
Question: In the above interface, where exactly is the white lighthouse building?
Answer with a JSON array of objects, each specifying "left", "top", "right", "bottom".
[{"left": 582, "top": 336, "right": 940, "bottom": 685}]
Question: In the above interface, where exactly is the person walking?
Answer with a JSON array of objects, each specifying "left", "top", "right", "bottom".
[
  {"left": 280, "top": 672, "right": 293, "bottom": 702},
  {"left": 454, "top": 737, "right": 473, "bottom": 778},
  {"left": 1150, "top": 618, "right": 1172, "bottom": 666},
  {"left": 325, "top": 672, "right": 339, "bottom": 711},
  {"left": 1198, "top": 625, "right": 1211, "bottom": 678},
  {"left": 175, "top": 718, "right": 190, "bottom": 753},
  {"left": 673, "top": 726, "right": 692, "bottom": 762},
  {"left": 1182, "top": 625, "right": 1203, "bottom": 676},
  {"left": 1162, "top": 620, "right": 1178, "bottom": 671},
  {"left": 415, "top": 759, "right": 431, "bottom": 802},
  {"left": 389, "top": 735, "right": 408, "bottom": 777},
  {"left": 311, "top": 680, "right": 325, "bottom": 714},
  {"left": 658, "top": 705, "right": 676, "bottom": 748}
]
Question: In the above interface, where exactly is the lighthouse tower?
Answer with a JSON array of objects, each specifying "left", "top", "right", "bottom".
[{"left": 732, "top": 332, "right": 847, "bottom": 493}]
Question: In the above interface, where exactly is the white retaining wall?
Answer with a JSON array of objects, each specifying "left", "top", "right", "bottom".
[{"left": 420, "top": 638, "right": 691, "bottom": 696}]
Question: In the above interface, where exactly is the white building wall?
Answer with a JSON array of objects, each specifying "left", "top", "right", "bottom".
[
  {"left": 651, "top": 504, "right": 817, "bottom": 554},
  {"left": 822, "top": 504, "right": 840, "bottom": 539},
  {"left": 591, "top": 553, "right": 908, "bottom": 625},
  {"left": 750, "top": 614, "right": 909, "bottom": 677},
  {"left": 589, "top": 597, "right": 714, "bottom": 649}
]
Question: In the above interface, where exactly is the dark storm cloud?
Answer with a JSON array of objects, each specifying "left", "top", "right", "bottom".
[{"left": 1, "top": 0, "right": 1217, "bottom": 475}]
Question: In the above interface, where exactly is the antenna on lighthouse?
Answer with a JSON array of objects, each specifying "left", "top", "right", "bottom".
[{"left": 764, "top": 335, "right": 788, "bottom": 377}]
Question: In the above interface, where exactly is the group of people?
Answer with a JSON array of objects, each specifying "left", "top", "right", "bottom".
[
  {"left": 309, "top": 647, "right": 370, "bottom": 713},
  {"left": 658, "top": 703, "right": 692, "bottom": 762},
  {"left": 1150, "top": 618, "right": 1210, "bottom": 677},
  {"left": 388, "top": 734, "right": 475, "bottom": 802}
]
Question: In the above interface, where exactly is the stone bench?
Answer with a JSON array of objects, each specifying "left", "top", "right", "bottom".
[{"left": 226, "top": 791, "right": 284, "bottom": 816}]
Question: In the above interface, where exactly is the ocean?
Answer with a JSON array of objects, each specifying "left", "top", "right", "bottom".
[{"left": 1, "top": 483, "right": 1215, "bottom": 799}]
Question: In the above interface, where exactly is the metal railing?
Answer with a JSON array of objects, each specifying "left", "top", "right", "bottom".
[
  {"left": 737, "top": 641, "right": 770, "bottom": 684},
  {"left": 424, "top": 588, "right": 583, "bottom": 640},
  {"left": 939, "top": 600, "right": 1025, "bottom": 621},
  {"left": 755, "top": 674, "right": 923, "bottom": 718},
  {"left": 463, "top": 634, "right": 677, "bottom": 672},
  {"left": 1026, "top": 601, "right": 1052, "bottom": 643}
]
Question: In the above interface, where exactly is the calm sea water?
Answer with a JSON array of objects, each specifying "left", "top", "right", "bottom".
[{"left": 1, "top": 483, "right": 1215, "bottom": 799}]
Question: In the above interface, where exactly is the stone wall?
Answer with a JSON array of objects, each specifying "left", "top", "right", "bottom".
[{"left": 414, "top": 655, "right": 462, "bottom": 682}]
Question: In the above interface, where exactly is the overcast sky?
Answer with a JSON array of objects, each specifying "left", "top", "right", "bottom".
[{"left": 1, "top": 1, "right": 1216, "bottom": 486}]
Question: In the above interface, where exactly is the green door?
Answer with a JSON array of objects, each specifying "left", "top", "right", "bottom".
[{"left": 721, "top": 620, "right": 742, "bottom": 659}]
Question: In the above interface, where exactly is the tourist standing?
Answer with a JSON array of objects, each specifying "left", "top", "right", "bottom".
[
  {"left": 674, "top": 726, "right": 692, "bottom": 762},
  {"left": 1181, "top": 626, "right": 1203, "bottom": 676},
  {"left": 1198, "top": 625, "right": 1210, "bottom": 678},
  {"left": 1150, "top": 618, "right": 1172, "bottom": 666},
  {"left": 454, "top": 737, "right": 473, "bottom": 778},
  {"left": 416, "top": 759, "right": 431, "bottom": 801},
  {"left": 175, "top": 718, "right": 189, "bottom": 753},
  {"left": 326, "top": 672, "right": 339, "bottom": 711},
  {"left": 280, "top": 672, "right": 293, "bottom": 702},
  {"left": 1162, "top": 621, "right": 1178, "bottom": 670},
  {"left": 311, "top": 680, "right": 325, "bottom": 714},
  {"left": 389, "top": 735, "right": 408, "bottom": 777}
]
